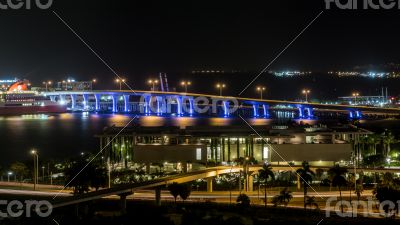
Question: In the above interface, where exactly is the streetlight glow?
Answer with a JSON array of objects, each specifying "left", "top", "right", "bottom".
[
  {"left": 216, "top": 83, "right": 226, "bottom": 96},
  {"left": 148, "top": 79, "right": 159, "bottom": 91},
  {"left": 115, "top": 78, "right": 126, "bottom": 90},
  {"left": 256, "top": 86, "right": 266, "bottom": 99},
  {"left": 181, "top": 81, "right": 192, "bottom": 92},
  {"left": 302, "top": 89, "right": 311, "bottom": 102}
]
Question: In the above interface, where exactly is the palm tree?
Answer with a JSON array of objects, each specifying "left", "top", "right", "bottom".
[
  {"left": 10, "top": 162, "right": 29, "bottom": 182},
  {"left": 304, "top": 196, "right": 319, "bottom": 210},
  {"left": 366, "top": 134, "right": 380, "bottom": 155},
  {"left": 328, "top": 164, "right": 348, "bottom": 213},
  {"left": 168, "top": 182, "right": 180, "bottom": 204},
  {"left": 382, "top": 131, "right": 396, "bottom": 157},
  {"left": 258, "top": 163, "right": 274, "bottom": 207},
  {"left": 296, "top": 161, "right": 315, "bottom": 209},
  {"left": 179, "top": 183, "right": 192, "bottom": 203}
]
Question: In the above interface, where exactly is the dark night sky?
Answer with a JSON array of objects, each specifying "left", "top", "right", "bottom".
[{"left": 0, "top": 0, "right": 399, "bottom": 89}]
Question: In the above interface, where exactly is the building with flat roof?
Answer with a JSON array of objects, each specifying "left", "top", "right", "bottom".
[{"left": 96, "top": 123, "right": 372, "bottom": 173}]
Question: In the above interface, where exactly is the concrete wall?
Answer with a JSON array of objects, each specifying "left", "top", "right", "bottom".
[
  {"left": 133, "top": 144, "right": 207, "bottom": 163},
  {"left": 270, "top": 144, "right": 352, "bottom": 163}
]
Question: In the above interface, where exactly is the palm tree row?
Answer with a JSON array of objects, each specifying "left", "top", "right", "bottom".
[{"left": 257, "top": 161, "right": 349, "bottom": 212}]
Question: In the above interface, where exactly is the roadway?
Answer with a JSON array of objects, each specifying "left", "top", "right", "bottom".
[{"left": 44, "top": 90, "right": 400, "bottom": 114}]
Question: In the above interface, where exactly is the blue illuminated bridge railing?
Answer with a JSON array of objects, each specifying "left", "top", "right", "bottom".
[{"left": 43, "top": 90, "right": 400, "bottom": 120}]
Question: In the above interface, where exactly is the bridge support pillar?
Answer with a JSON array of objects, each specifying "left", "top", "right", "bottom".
[
  {"left": 188, "top": 97, "right": 194, "bottom": 115},
  {"left": 155, "top": 187, "right": 161, "bottom": 206},
  {"left": 70, "top": 94, "right": 77, "bottom": 110},
  {"left": 143, "top": 95, "right": 151, "bottom": 114},
  {"left": 83, "top": 94, "right": 89, "bottom": 110},
  {"left": 253, "top": 104, "right": 259, "bottom": 117},
  {"left": 298, "top": 107, "right": 304, "bottom": 118},
  {"left": 223, "top": 101, "right": 230, "bottom": 117},
  {"left": 248, "top": 175, "right": 253, "bottom": 192},
  {"left": 123, "top": 95, "right": 130, "bottom": 112},
  {"left": 176, "top": 96, "right": 183, "bottom": 115},
  {"left": 297, "top": 174, "right": 301, "bottom": 190},
  {"left": 305, "top": 107, "right": 313, "bottom": 118},
  {"left": 155, "top": 96, "right": 165, "bottom": 115},
  {"left": 94, "top": 94, "right": 101, "bottom": 111},
  {"left": 119, "top": 192, "right": 132, "bottom": 214},
  {"left": 112, "top": 95, "right": 118, "bottom": 112},
  {"left": 262, "top": 104, "right": 269, "bottom": 118},
  {"left": 206, "top": 177, "right": 213, "bottom": 193},
  {"left": 59, "top": 95, "right": 66, "bottom": 105}
]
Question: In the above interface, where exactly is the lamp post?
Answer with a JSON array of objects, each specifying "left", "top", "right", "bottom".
[
  {"left": 7, "top": 172, "right": 12, "bottom": 182},
  {"left": 42, "top": 81, "right": 52, "bottom": 91},
  {"left": 302, "top": 89, "right": 311, "bottom": 102},
  {"left": 42, "top": 166, "right": 45, "bottom": 182},
  {"left": 62, "top": 80, "right": 66, "bottom": 91},
  {"left": 115, "top": 78, "right": 125, "bottom": 90},
  {"left": 181, "top": 81, "right": 191, "bottom": 93},
  {"left": 31, "top": 150, "right": 39, "bottom": 190},
  {"left": 148, "top": 79, "right": 159, "bottom": 91},
  {"left": 92, "top": 79, "right": 97, "bottom": 90},
  {"left": 352, "top": 92, "right": 360, "bottom": 105},
  {"left": 216, "top": 83, "right": 226, "bottom": 96},
  {"left": 257, "top": 86, "right": 266, "bottom": 100}
]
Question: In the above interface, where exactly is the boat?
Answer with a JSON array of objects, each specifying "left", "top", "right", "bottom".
[{"left": 0, "top": 81, "right": 67, "bottom": 115}]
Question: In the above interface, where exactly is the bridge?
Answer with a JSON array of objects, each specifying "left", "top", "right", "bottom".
[
  {"left": 51, "top": 165, "right": 400, "bottom": 211},
  {"left": 43, "top": 90, "right": 400, "bottom": 120}
]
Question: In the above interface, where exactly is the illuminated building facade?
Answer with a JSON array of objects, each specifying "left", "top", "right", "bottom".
[{"left": 97, "top": 124, "right": 371, "bottom": 173}]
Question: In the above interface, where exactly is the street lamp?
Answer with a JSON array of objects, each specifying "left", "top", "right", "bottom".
[
  {"left": 148, "top": 79, "right": 159, "bottom": 91},
  {"left": 216, "top": 83, "right": 226, "bottom": 96},
  {"left": 115, "top": 78, "right": 126, "bottom": 90},
  {"left": 42, "top": 81, "right": 52, "bottom": 91},
  {"left": 302, "top": 89, "right": 311, "bottom": 102},
  {"left": 352, "top": 92, "right": 360, "bottom": 105},
  {"left": 257, "top": 86, "right": 266, "bottom": 100},
  {"left": 7, "top": 172, "right": 12, "bottom": 182},
  {"left": 92, "top": 79, "right": 97, "bottom": 90},
  {"left": 180, "top": 81, "right": 191, "bottom": 93},
  {"left": 31, "top": 150, "right": 39, "bottom": 190},
  {"left": 42, "top": 166, "right": 45, "bottom": 182}
]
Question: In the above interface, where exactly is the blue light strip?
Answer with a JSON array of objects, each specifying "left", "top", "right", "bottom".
[
  {"left": 262, "top": 104, "right": 269, "bottom": 118},
  {"left": 253, "top": 104, "right": 258, "bottom": 117},
  {"left": 176, "top": 97, "right": 182, "bottom": 115},
  {"left": 189, "top": 98, "right": 194, "bottom": 115},
  {"left": 298, "top": 107, "right": 303, "bottom": 118},
  {"left": 112, "top": 95, "right": 118, "bottom": 112},
  {"left": 223, "top": 101, "right": 229, "bottom": 117},
  {"left": 94, "top": 94, "right": 100, "bottom": 111},
  {"left": 124, "top": 95, "right": 130, "bottom": 112}
]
